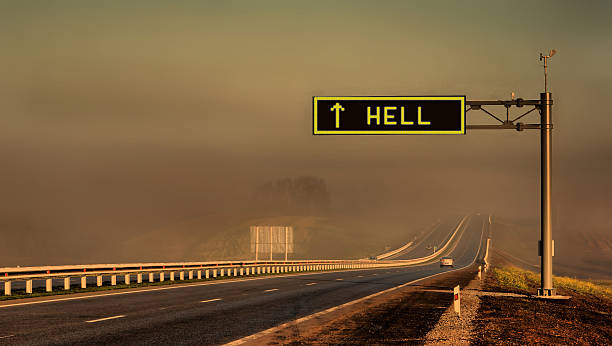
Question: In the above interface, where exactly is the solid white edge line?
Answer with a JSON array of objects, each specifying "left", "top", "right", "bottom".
[
  {"left": 0, "top": 335, "right": 15, "bottom": 339},
  {"left": 201, "top": 298, "right": 222, "bottom": 303},
  {"left": 305, "top": 283, "right": 317, "bottom": 286},
  {"left": 264, "top": 288, "right": 278, "bottom": 292},
  {"left": 224, "top": 216, "right": 485, "bottom": 346},
  {"left": 85, "top": 315, "right": 126, "bottom": 323}
]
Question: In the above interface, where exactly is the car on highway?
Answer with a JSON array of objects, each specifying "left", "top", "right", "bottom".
[{"left": 440, "top": 257, "right": 454, "bottom": 267}]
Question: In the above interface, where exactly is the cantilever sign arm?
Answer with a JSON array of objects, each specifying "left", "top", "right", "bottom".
[
  {"left": 466, "top": 99, "right": 543, "bottom": 131},
  {"left": 512, "top": 107, "right": 538, "bottom": 123}
]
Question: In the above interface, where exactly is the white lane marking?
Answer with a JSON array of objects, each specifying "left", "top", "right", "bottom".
[
  {"left": 201, "top": 298, "right": 222, "bottom": 303},
  {"left": 85, "top": 315, "right": 126, "bottom": 323},
  {"left": 225, "top": 217, "right": 485, "bottom": 346},
  {"left": 335, "top": 278, "right": 343, "bottom": 281},
  {"left": 357, "top": 275, "right": 364, "bottom": 278},
  {"left": 0, "top": 335, "right": 15, "bottom": 339},
  {"left": 264, "top": 288, "right": 279, "bottom": 292},
  {"left": 306, "top": 283, "right": 317, "bottom": 286}
]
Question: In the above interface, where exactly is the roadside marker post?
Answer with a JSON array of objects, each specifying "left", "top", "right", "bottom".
[
  {"left": 313, "top": 52, "right": 559, "bottom": 298},
  {"left": 453, "top": 285, "right": 461, "bottom": 317},
  {"left": 478, "top": 265, "right": 482, "bottom": 280}
]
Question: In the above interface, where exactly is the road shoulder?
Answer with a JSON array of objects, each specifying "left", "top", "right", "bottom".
[{"left": 244, "top": 265, "right": 479, "bottom": 345}]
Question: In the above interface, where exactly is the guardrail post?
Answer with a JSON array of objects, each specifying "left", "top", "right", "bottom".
[
  {"left": 220, "top": 269, "right": 225, "bottom": 277},
  {"left": 111, "top": 275, "right": 117, "bottom": 285},
  {"left": 148, "top": 273, "right": 154, "bottom": 283},
  {"left": 240, "top": 268, "right": 244, "bottom": 276},
  {"left": 46, "top": 278, "right": 52, "bottom": 292},
  {"left": 81, "top": 276, "right": 87, "bottom": 288},
  {"left": 198, "top": 270, "right": 202, "bottom": 279},
  {"left": 63, "top": 277, "right": 70, "bottom": 290},
  {"left": 137, "top": 273, "right": 142, "bottom": 283},
  {"left": 97, "top": 275, "right": 103, "bottom": 286},
  {"left": 234, "top": 268, "right": 237, "bottom": 276},
  {"left": 189, "top": 270, "right": 193, "bottom": 280},
  {"left": 170, "top": 272, "right": 175, "bottom": 281},
  {"left": 160, "top": 272, "right": 164, "bottom": 282},
  {"left": 179, "top": 271, "right": 184, "bottom": 280},
  {"left": 204, "top": 270, "right": 208, "bottom": 279},
  {"left": 257, "top": 267, "right": 261, "bottom": 274},
  {"left": 4, "top": 281, "right": 11, "bottom": 295},
  {"left": 213, "top": 269, "right": 217, "bottom": 278},
  {"left": 26, "top": 279, "right": 33, "bottom": 294},
  {"left": 124, "top": 274, "right": 130, "bottom": 285}
]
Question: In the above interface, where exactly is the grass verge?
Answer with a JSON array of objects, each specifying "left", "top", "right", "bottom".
[
  {"left": 473, "top": 251, "right": 612, "bottom": 345},
  {"left": 492, "top": 266, "right": 612, "bottom": 299}
]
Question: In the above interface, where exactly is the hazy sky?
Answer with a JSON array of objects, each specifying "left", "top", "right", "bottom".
[{"left": 1, "top": 1, "right": 611, "bottom": 265}]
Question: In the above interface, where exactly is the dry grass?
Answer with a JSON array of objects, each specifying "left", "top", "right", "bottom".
[{"left": 492, "top": 266, "right": 612, "bottom": 300}]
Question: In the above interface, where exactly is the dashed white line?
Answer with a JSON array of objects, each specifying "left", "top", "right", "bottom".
[
  {"left": 264, "top": 288, "right": 279, "bottom": 292},
  {"left": 0, "top": 335, "right": 15, "bottom": 339},
  {"left": 357, "top": 275, "right": 364, "bottom": 278},
  {"left": 201, "top": 298, "right": 222, "bottom": 303},
  {"left": 336, "top": 278, "right": 343, "bottom": 281},
  {"left": 306, "top": 283, "right": 317, "bottom": 286},
  {"left": 85, "top": 315, "right": 126, "bottom": 323}
]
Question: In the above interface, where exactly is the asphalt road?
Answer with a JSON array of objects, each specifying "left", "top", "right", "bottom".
[
  {"left": 0, "top": 214, "right": 487, "bottom": 345},
  {"left": 386, "top": 216, "right": 462, "bottom": 260}
]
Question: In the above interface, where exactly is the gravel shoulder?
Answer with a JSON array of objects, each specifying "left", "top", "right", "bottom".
[{"left": 472, "top": 249, "right": 612, "bottom": 345}]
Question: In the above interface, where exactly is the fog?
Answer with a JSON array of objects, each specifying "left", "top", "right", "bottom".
[{"left": 1, "top": 1, "right": 611, "bottom": 277}]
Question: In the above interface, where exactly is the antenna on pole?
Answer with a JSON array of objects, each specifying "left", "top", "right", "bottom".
[{"left": 539, "top": 49, "right": 557, "bottom": 93}]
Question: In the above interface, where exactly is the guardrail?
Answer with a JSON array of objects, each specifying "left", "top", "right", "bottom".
[
  {"left": 0, "top": 216, "right": 470, "bottom": 297},
  {"left": 0, "top": 259, "right": 403, "bottom": 296},
  {"left": 375, "top": 240, "right": 415, "bottom": 260}
]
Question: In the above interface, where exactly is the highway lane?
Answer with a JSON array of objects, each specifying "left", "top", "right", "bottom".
[
  {"left": 0, "top": 215, "right": 487, "bottom": 345},
  {"left": 386, "top": 216, "right": 463, "bottom": 260}
]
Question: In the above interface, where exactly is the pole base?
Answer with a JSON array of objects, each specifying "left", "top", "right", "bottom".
[{"left": 537, "top": 288, "right": 556, "bottom": 297}]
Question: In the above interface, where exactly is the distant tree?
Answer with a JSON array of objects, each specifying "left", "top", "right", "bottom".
[{"left": 254, "top": 176, "right": 330, "bottom": 215}]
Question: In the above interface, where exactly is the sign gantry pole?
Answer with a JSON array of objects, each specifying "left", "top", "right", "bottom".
[{"left": 539, "top": 91, "right": 554, "bottom": 296}]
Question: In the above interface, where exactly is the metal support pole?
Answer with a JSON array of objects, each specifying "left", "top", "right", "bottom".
[
  {"left": 255, "top": 227, "right": 259, "bottom": 262},
  {"left": 270, "top": 227, "right": 273, "bottom": 261},
  {"left": 284, "top": 226, "right": 288, "bottom": 262},
  {"left": 538, "top": 92, "right": 555, "bottom": 296}
]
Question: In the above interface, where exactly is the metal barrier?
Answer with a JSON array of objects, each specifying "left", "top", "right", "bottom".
[{"left": 0, "top": 260, "right": 392, "bottom": 296}]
